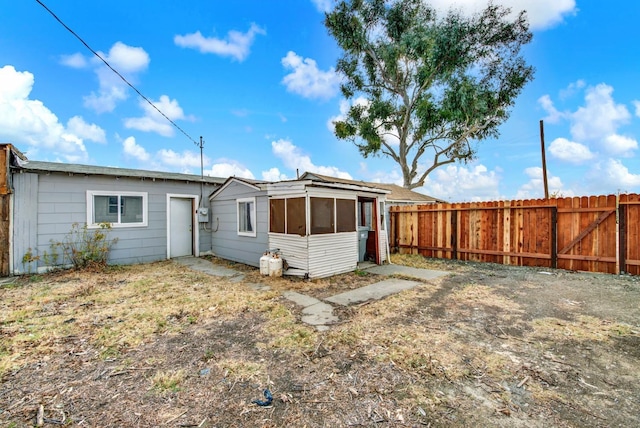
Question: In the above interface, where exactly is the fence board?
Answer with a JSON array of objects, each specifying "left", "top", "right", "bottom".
[
  {"left": 624, "top": 194, "right": 639, "bottom": 274},
  {"left": 389, "top": 193, "right": 638, "bottom": 275}
]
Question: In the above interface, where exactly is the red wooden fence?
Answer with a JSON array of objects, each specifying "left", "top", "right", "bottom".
[{"left": 389, "top": 193, "right": 640, "bottom": 275}]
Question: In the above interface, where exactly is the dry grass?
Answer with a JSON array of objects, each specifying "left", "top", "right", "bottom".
[
  {"left": 0, "top": 261, "right": 291, "bottom": 378},
  {"left": 1, "top": 255, "right": 639, "bottom": 427}
]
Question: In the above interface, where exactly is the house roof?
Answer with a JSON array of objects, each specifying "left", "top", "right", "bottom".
[
  {"left": 208, "top": 176, "right": 270, "bottom": 199},
  {"left": 268, "top": 176, "right": 389, "bottom": 196},
  {"left": 13, "top": 159, "right": 226, "bottom": 185},
  {"left": 300, "top": 172, "right": 444, "bottom": 203}
]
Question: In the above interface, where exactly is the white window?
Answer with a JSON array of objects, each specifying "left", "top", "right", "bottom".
[
  {"left": 87, "top": 191, "right": 148, "bottom": 228},
  {"left": 237, "top": 197, "right": 256, "bottom": 237}
]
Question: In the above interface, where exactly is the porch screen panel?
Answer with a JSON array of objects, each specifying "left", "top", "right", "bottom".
[
  {"left": 269, "top": 199, "right": 285, "bottom": 233},
  {"left": 310, "top": 197, "right": 334, "bottom": 235},
  {"left": 286, "top": 197, "right": 306, "bottom": 236},
  {"left": 336, "top": 199, "right": 356, "bottom": 232}
]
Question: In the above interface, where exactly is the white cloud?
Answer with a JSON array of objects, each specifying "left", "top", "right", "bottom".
[
  {"left": 587, "top": 159, "right": 640, "bottom": 193},
  {"left": 207, "top": 160, "right": 255, "bottom": 179},
  {"left": 548, "top": 137, "right": 594, "bottom": 164},
  {"left": 174, "top": 23, "right": 265, "bottom": 62},
  {"left": 559, "top": 79, "right": 586, "bottom": 99},
  {"left": 261, "top": 167, "right": 289, "bottom": 182},
  {"left": 570, "top": 84, "right": 630, "bottom": 142},
  {"left": 633, "top": 100, "right": 640, "bottom": 117},
  {"left": 604, "top": 134, "right": 638, "bottom": 156},
  {"left": 59, "top": 52, "right": 88, "bottom": 69},
  {"left": 271, "top": 139, "right": 352, "bottom": 179},
  {"left": 515, "top": 166, "right": 570, "bottom": 199},
  {"left": 421, "top": 164, "right": 502, "bottom": 202},
  {"left": 157, "top": 148, "right": 207, "bottom": 172},
  {"left": 427, "top": 0, "right": 576, "bottom": 30},
  {"left": 538, "top": 94, "right": 563, "bottom": 124},
  {"left": 0, "top": 65, "right": 97, "bottom": 163},
  {"left": 122, "top": 136, "right": 150, "bottom": 162},
  {"left": 540, "top": 83, "right": 637, "bottom": 163},
  {"left": 66, "top": 116, "right": 106, "bottom": 143},
  {"left": 311, "top": 0, "right": 333, "bottom": 13},
  {"left": 124, "top": 95, "right": 191, "bottom": 137},
  {"left": 78, "top": 42, "right": 150, "bottom": 113},
  {"left": 281, "top": 51, "right": 341, "bottom": 101}
]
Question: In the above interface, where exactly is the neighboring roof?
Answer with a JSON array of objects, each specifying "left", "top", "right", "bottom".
[
  {"left": 13, "top": 159, "right": 226, "bottom": 185},
  {"left": 209, "top": 176, "right": 270, "bottom": 199},
  {"left": 300, "top": 172, "right": 444, "bottom": 203}
]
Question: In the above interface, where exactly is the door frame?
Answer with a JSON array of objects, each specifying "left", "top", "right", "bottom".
[
  {"left": 166, "top": 194, "right": 199, "bottom": 259},
  {"left": 357, "top": 196, "right": 380, "bottom": 264}
]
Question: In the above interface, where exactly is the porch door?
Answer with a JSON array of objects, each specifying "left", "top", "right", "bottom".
[
  {"left": 169, "top": 197, "right": 193, "bottom": 257},
  {"left": 358, "top": 197, "right": 380, "bottom": 264}
]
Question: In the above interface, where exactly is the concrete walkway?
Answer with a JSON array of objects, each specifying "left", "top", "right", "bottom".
[
  {"left": 326, "top": 278, "right": 422, "bottom": 306},
  {"left": 173, "top": 256, "right": 245, "bottom": 282},
  {"left": 174, "top": 257, "right": 449, "bottom": 330}
]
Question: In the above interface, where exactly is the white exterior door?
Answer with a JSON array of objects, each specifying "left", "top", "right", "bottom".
[{"left": 169, "top": 197, "right": 193, "bottom": 257}]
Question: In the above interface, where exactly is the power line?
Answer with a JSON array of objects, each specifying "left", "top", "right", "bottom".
[{"left": 34, "top": 0, "right": 199, "bottom": 146}]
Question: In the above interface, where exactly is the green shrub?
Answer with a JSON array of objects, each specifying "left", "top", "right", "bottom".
[{"left": 61, "top": 222, "right": 119, "bottom": 269}]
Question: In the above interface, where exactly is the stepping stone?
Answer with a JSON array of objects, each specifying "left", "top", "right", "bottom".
[
  {"left": 301, "top": 302, "right": 339, "bottom": 327},
  {"left": 283, "top": 291, "right": 339, "bottom": 328},
  {"left": 283, "top": 291, "right": 322, "bottom": 308}
]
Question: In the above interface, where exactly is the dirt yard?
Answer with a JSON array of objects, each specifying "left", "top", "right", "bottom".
[{"left": 1, "top": 255, "right": 638, "bottom": 427}]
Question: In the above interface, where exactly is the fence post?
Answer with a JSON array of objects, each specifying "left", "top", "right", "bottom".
[
  {"left": 618, "top": 203, "right": 626, "bottom": 274},
  {"left": 393, "top": 209, "right": 399, "bottom": 253},
  {"left": 551, "top": 206, "right": 558, "bottom": 269}
]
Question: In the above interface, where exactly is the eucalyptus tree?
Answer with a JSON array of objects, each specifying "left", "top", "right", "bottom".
[{"left": 325, "top": 0, "right": 534, "bottom": 189}]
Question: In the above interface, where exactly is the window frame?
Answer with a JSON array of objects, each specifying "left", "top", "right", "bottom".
[
  {"left": 86, "top": 190, "right": 148, "bottom": 228},
  {"left": 237, "top": 197, "right": 257, "bottom": 237}
]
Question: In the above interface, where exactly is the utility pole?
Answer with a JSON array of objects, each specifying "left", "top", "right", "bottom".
[
  {"left": 197, "top": 136, "right": 204, "bottom": 179},
  {"left": 539, "top": 120, "right": 549, "bottom": 199}
]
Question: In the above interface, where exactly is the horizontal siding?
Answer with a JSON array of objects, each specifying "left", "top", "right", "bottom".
[
  {"left": 210, "top": 181, "right": 268, "bottom": 267},
  {"left": 12, "top": 171, "right": 217, "bottom": 272},
  {"left": 308, "top": 232, "right": 358, "bottom": 278},
  {"left": 269, "top": 234, "right": 309, "bottom": 274}
]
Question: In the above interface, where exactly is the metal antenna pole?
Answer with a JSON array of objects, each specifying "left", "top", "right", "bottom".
[{"left": 199, "top": 136, "right": 204, "bottom": 179}]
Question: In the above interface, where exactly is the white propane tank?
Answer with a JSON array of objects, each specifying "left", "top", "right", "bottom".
[
  {"left": 260, "top": 252, "right": 271, "bottom": 276},
  {"left": 268, "top": 254, "right": 283, "bottom": 277}
]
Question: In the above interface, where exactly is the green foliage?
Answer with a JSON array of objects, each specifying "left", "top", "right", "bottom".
[
  {"left": 61, "top": 222, "right": 119, "bottom": 269},
  {"left": 21, "top": 241, "right": 64, "bottom": 274},
  {"left": 325, "top": 0, "right": 534, "bottom": 189},
  {"left": 21, "top": 248, "right": 39, "bottom": 274},
  {"left": 22, "top": 223, "right": 118, "bottom": 272},
  {"left": 42, "top": 240, "right": 62, "bottom": 266}
]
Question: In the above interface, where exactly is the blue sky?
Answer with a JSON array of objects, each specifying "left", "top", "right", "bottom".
[{"left": 1, "top": 0, "right": 639, "bottom": 201}]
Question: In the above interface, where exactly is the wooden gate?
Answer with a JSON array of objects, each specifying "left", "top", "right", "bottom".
[{"left": 390, "top": 193, "right": 640, "bottom": 275}]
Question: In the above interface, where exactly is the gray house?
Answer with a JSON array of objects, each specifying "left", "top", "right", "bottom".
[
  {"left": 1, "top": 143, "right": 223, "bottom": 275},
  {"left": 2, "top": 143, "right": 395, "bottom": 279},
  {"left": 209, "top": 175, "right": 389, "bottom": 279}
]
